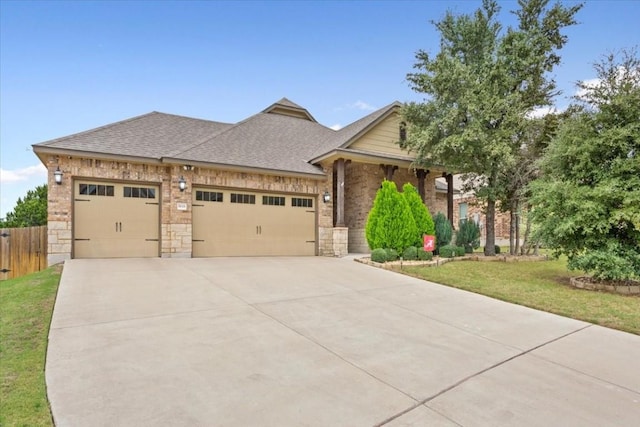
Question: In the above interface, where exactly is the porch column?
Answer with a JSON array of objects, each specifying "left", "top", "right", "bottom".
[
  {"left": 380, "top": 164, "right": 398, "bottom": 181},
  {"left": 335, "top": 158, "right": 346, "bottom": 227},
  {"left": 416, "top": 169, "right": 429, "bottom": 203},
  {"left": 445, "top": 172, "right": 454, "bottom": 227}
]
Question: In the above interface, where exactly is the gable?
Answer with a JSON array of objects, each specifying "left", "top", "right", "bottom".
[{"left": 348, "top": 112, "right": 409, "bottom": 157}]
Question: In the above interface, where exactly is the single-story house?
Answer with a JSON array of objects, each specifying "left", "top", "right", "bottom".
[{"left": 33, "top": 98, "right": 456, "bottom": 265}]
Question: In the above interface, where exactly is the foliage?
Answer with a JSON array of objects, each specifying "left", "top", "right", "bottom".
[
  {"left": 455, "top": 246, "right": 466, "bottom": 257},
  {"left": 530, "top": 50, "right": 640, "bottom": 281},
  {"left": 402, "top": 183, "right": 435, "bottom": 246},
  {"left": 417, "top": 248, "right": 434, "bottom": 261},
  {"left": 0, "top": 185, "right": 48, "bottom": 228},
  {"left": 486, "top": 245, "right": 502, "bottom": 255},
  {"left": 455, "top": 219, "right": 481, "bottom": 253},
  {"left": 365, "top": 180, "right": 418, "bottom": 252},
  {"left": 1, "top": 266, "right": 61, "bottom": 426},
  {"left": 433, "top": 212, "right": 453, "bottom": 253},
  {"left": 402, "top": 0, "right": 581, "bottom": 256},
  {"left": 385, "top": 248, "right": 399, "bottom": 261},
  {"left": 439, "top": 244, "right": 458, "bottom": 258},
  {"left": 403, "top": 246, "right": 418, "bottom": 260},
  {"left": 399, "top": 258, "right": 639, "bottom": 335},
  {"left": 371, "top": 248, "right": 388, "bottom": 263}
]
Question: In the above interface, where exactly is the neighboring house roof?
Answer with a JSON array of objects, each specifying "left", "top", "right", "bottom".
[{"left": 33, "top": 98, "right": 407, "bottom": 176}]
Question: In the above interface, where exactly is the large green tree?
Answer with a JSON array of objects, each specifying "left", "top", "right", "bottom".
[
  {"left": 402, "top": 183, "right": 435, "bottom": 247},
  {"left": 0, "top": 184, "right": 48, "bottom": 228},
  {"left": 402, "top": 0, "right": 581, "bottom": 255},
  {"left": 530, "top": 50, "right": 640, "bottom": 280}
]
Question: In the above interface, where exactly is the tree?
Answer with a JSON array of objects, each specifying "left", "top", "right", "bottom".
[
  {"left": 365, "top": 180, "right": 417, "bottom": 253},
  {"left": 433, "top": 212, "right": 453, "bottom": 253},
  {"left": 530, "top": 50, "right": 640, "bottom": 280},
  {"left": 402, "top": 183, "right": 435, "bottom": 247},
  {"left": 0, "top": 185, "right": 48, "bottom": 228},
  {"left": 402, "top": 0, "right": 581, "bottom": 255}
]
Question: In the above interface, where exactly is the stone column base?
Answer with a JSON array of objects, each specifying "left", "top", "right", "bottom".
[{"left": 332, "top": 227, "right": 349, "bottom": 257}]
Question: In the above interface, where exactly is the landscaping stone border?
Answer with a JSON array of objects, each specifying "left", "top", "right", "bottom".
[
  {"left": 569, "top": 276, "right": 640, "bottom": 295},
  {"left": 355, "top": 253, "right": 548, "bottom": 270}
]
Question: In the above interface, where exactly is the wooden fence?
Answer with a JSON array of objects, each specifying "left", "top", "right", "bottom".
[{"left": 0, "top": 226, "right": 47, "bottom": 280}]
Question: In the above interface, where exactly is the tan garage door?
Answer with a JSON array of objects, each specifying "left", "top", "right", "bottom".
[
  {"left": 73, "top": 181, "right": 160, "bottom": 258},
  {"left": 192, "top": 188, "right": 316, "bottom": 256}
]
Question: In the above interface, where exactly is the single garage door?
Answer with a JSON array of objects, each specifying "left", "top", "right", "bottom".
[
  {"left": 73, "top": 181, "right": 160, "bottom": 258},
  {"left": 192, "top": 188, "right": 316, "bottom": 256}
]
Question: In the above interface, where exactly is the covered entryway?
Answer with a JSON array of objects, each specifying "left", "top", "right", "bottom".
[
  {"left": 73, "top": 180, "right": 160, "bottom": 258},
  {"left": 192, "top": 188, "right": 316, "bottom": 256}
]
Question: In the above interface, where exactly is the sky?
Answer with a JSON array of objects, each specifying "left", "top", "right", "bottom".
[{"left": 1, "top": 0, "right": 639, "bottom": 218}]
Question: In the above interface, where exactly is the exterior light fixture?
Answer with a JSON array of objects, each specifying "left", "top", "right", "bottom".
[
  {"left": 54, "top": 167, "right": 63, "bottom": 185},
  {"left": 178, "top": 176, "right": 187, "bottom": 192},
  {"left": 323, "top": 191, "right": 331, "bottom": 203}
]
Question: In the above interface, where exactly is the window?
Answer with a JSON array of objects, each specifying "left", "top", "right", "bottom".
[
  {"left": 124, "top": 186, "right": 156, "bottom": 199},
  {"left": 292, "top": 197, "right": 313, "bottom": 208},
  {"left": 459, "top": 203, "right": 468, "bottom": 220},
  {"left": 196, "top": 191, "right": 223, "bottom": 202},
  {"left": 230, "top": 193, "right": 255, "bottom": 204},
  {"left": 79, "top": 183, "right": 114, "bottom": 197},
  {"left": 399, "top": 122, "right": 407, "bottom": 143},
  {"left": 262, "top": 195, "right": 285, "bottom": 206}
]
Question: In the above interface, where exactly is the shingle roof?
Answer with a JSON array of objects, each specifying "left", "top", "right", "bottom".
[{"left": 33, "top": 99, "right": 405, "bottom": 176}]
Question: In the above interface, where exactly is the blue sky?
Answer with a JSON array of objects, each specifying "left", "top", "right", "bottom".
[{"left": 1, "top": 0, "right": 638, "bottom": 217}]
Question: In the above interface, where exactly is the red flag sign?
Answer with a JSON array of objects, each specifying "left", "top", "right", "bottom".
[{"left": 423, "top": 235, "right": 435, "bottom": 252}]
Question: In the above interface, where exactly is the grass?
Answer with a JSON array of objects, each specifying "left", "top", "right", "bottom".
[
  {"left": 1, "top": 266, "right": 61, "bottom": 427},
  {"left": 396, "top": 258, "right": 640, "bottom": 335}
]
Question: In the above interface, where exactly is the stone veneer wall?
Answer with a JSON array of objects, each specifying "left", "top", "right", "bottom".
[{"left": 45, "top": 155, "right": 336, "bottom": 264}]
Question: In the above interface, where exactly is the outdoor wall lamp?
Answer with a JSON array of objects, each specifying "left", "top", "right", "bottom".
[
  {"left": 54, "top": 167, "right": 63, "bottom": 185},
  {"left": 178, "top": 176, "right": 187, "bottom": 192},
  {"left": 323, "top": 191, "right": 331, "bottom": 203}
]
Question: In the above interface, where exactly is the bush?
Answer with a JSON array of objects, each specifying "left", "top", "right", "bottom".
[
  {"left": 385, "top": 248, "right": 399, "bottom": 261},
  {"left": 434, "top": 212, "right": 453, "bottom": 253},
  {"left": 455, "top": 246, "right": 466, "bottom": 256},
  {"left": 403, "top": 246, "right": 418, "bottom": 260},
  {"left": 371, "top": 248, "right": 388, "bottom": 263},
  {"left": 366, "top": 181, "right": 418, "bottom": 253},
  {"left": 439, "top": 244, "right": 457, "bottom": 258},
  {"left": 455, "top": 219, "right": 481, "bottom": 253},
  {"left": 402, "top": 183, "right": 435, "bottom": 247},
  {"left": 417, "top": 248, "right": 433, "bottom": 260},
  {"left": 485, "top": 245, "right": 501, "bottom": 254}
]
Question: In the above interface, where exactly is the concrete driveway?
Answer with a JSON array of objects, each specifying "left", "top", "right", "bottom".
[{"left": 46, "top": 257, "right": 640, "bottom": 426}]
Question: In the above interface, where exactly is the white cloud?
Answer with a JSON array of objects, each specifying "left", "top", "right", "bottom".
[
  {"left": 330, "top": 124, "right": 342, "bottom": 130},
  {"left": 350, "top": 100, "right": 376, "bottom": 111},
  {"left": 575, "top": 77, "right": 601, "bottom": 99},
  {"left": 0, "top": 164, "right": 47, "bottom": 183},
  {"left": 526, "top": 106, "right": 558, "bottom": 119}
]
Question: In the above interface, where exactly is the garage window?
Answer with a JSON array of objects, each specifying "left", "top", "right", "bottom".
[
  {"left": 292, "top": 197, "right": 313, "bottom": 208},
  {"left": 79, "top": 183, "right": 114, "bottom": 197},
  {"left": 262, "top": 196, "right": 285, "bottom": 206},
  {"left": 230, "top": 193, "right": 255, "bottom": 204},
  {"left": 124, "top": 186, "right": 156, "bottom": 199},
  {"left": 196, "top": 191, "right": 223, "bottom": 202}
]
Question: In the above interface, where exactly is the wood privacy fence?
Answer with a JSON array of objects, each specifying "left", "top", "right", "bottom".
[{"left": 0, "top": 226, "right": 47, "bottom": 280}]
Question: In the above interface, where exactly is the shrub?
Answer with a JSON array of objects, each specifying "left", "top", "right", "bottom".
[
  {"left": 366, "top": 181, "right": 418, "bottom": 253},
  {"left": 385, "top": 248, "right": 399, "bottom": 261},
  {"left": 403, "top": 246, "right": 418, "bottom": 260},
  {"left": 417, "top": 248, "right": 433, "bottom": 261},
  {"left": 455, "top": 219, "right": 481, "bottom": 253},
  {"left": 371, "top": 248, "right": 388, "bottom": 263},
  {"left": 402, "top": 183, "right": 435, "bottom": 247},
  {"left": 439, "top": 244, "right": 457, "bottom": 258},
  {"left": 455, "top": 246, "right": 466, "bottom": 256},
  {"left": 434, "top": 212, "right": 453, "bottom": 253},
  {"left": 485, "top": 245, "right": 501, "bottom": 254}
]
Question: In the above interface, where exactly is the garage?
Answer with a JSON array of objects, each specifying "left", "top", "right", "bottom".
[
  {"left": 73, "top": 180, "right": 160, "bottom": 258},
  {"left": 192, "top": 188, "right": 316, "bottom": 256}
]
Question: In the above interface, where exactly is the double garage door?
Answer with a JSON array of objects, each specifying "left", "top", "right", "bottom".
[
  {"left": 73, "top": 181, "right": 316, "bottom": 258},
  {"left": 192, "top": 188, "right": 316, "bottom": 256}
]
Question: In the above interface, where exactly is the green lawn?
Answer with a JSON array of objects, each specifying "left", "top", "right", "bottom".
[
  {"left": 1, "top": 266, "right": 61, "bottom": 427},
  {"left": 397, "top": 258, "right": 640, "bottom": 335}
]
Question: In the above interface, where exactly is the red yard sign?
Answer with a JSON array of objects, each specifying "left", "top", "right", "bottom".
[{"left": 423, "top": 235, "right": 435, "bottom": 252}]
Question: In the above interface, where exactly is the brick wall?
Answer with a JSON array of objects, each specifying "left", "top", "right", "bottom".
[{"left": 453, "top": 196, "right": 511, "bottom": 239}]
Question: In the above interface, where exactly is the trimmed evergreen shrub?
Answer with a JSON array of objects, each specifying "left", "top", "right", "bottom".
[
  {"left": 371, "top": 248, "right": 388, "bottom": 263},
  {"left": 434, "top": 212, "right": 452, "bottom": 253},
  {"left": 402, "top": 183, "right": 435, "bottom": 247},
  {"left": 385, "top": 248, "right": 399, "bottom": 261},
  {"left": 417, "top": 248, "right": 433, "bottom": 261},
  {"left": 455, "top": 219, "right": 481, "bottom": 253},
  {"left": 403, "top": 246, "right": 418, "bottom": 260},
  {"left": 439, "top": 244, "right": 457, "bottom": 258},
  {"left": 365, "top": 180, "right": 418, "bottom": 253},
  {"left": 455, "top": 246, "right": 466, "bottom": 256}
]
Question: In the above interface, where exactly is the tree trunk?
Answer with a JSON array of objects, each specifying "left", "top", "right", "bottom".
[
  {"left": 509, "top": 209, "right": 516, "bottom": 255},
  {"left": 514, "top": 200, "right": 520, "bottom": 255},
  {"left": 522, "top": 207, "right": 532, "bottom": 255},
  {"left": 484, "top": 198, "right": 496, "bottom": 256}
]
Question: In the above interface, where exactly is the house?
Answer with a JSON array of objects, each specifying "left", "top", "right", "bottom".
[{"left": 33, "top": 98, "right": 455, "bottom": 265}]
